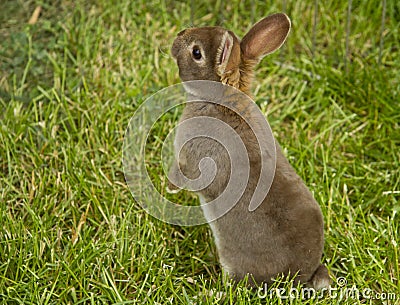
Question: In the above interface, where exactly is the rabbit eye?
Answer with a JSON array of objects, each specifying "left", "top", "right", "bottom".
[{"left": 192, "top": 47, "right": 202, "bottom": 60}]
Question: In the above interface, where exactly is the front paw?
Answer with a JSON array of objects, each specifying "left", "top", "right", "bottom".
[{"left": 166, "top": 180, "right": 181, "bottom": 194}]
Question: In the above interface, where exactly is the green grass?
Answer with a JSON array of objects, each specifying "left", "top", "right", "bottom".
[{"left": 1, "top": 0, "right": 399, "bottom": 304}]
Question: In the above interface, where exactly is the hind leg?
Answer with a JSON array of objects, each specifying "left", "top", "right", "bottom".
[{"left": 308, "top": 264, "right": 330, "bottom": 290}]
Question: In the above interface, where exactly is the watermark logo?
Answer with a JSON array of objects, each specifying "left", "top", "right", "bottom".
[
  {"left": 123, "top": 81, "right": 276, "bottom": 225},
  {"left": 257, "top": 277, "right": 398, "bottom": 301}
]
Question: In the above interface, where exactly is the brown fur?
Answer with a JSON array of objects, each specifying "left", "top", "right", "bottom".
[{"left": 169, "top": 13, "right": 330, "bottom": 289}]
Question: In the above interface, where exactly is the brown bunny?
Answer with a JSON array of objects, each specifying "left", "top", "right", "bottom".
[{"left": 168, "top": 13, "right": 330, "bottom": 289}]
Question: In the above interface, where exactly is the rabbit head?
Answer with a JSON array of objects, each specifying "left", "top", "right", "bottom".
[{"left": 171, "top": 13, "right": 291, "bottom": 94}]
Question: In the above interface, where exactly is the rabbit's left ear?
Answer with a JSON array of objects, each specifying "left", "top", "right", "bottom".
[
  {"left": 240, "top": 13, "right": 291, "bottom": 60},
  {"left": 217, "top": 31, "right": 241, "bottom": 75}
]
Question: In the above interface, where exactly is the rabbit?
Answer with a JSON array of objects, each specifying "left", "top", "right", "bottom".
[{"left": 168, "top": 13, "right": 330, "bottom": 289}]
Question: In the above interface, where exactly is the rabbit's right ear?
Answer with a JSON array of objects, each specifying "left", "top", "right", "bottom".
[{"left": 241, "top": 13, "right": 291, "bottom": 60}]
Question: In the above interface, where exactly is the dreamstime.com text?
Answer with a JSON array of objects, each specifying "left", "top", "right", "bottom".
[{"left": 257, "top": 278, "right": 397, "bottom": 301}]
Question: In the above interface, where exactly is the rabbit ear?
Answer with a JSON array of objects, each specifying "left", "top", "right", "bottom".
[
  {"left": 241, "top": 13, "right": 291, "bottom": 60},
  {"left": 217, "top": 31, "right": 241, "bottom": 75},
  {"left": 216, "top": 32, "right": 234, "bottom": 74}
]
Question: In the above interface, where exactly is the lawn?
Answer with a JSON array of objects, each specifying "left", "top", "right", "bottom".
[{"left": 0, "top": 0, "right": 399, "bottom": 304}]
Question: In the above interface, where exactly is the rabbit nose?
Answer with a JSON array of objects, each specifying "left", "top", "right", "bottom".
[{"left": 171, "top": 38, "right": 182, "bottom": 59}]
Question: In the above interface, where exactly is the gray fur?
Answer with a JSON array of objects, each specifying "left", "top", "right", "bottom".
[{"left": 169, "top": 13, "right": 330, "bottom": 288}]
